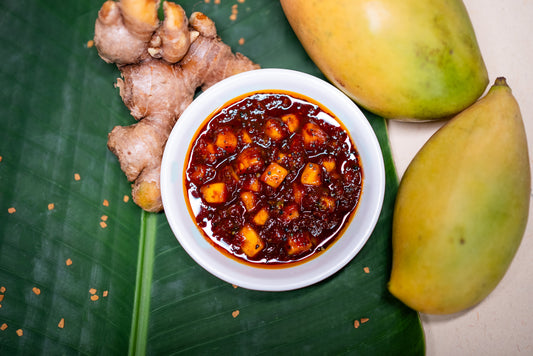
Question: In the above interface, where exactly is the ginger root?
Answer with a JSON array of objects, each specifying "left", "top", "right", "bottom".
[{"left": 94, "top": 0, "right": 259, "bottom": 212}]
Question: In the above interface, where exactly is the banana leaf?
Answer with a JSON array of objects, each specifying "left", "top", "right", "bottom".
[{"left": 0, "top": 0, "right": 425, "bottom": 354}]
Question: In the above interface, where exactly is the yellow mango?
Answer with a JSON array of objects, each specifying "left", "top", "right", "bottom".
[
  {"left": 389, "top": 78, "right": 530, "bottom": 314},
  {"left": 281, "top": 0, "right": 488, "bottom": 121}
]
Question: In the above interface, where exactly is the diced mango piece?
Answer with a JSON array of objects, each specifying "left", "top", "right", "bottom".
[
  {"left": 260, "top": 162, "right": 288, "bottom": 188},
  {"left": 301, "top": 163, "right": 322, "bottom": 186},
  {"left": 281, "top": 113, "right": 300, "bottom": 132},
  {"left": 240, "top": 191, "right": 256, "bottom": 211},
  {"left": 197, "top": 141, "right": 218, "bottom": 163},
  {"left": 236, "top": 147, "right": 264, "bottom": 174},
  {"left": 264, "top": 118, "right": 287, "bottom": 141},
  {"left": 243, "top": 175, "right": 262, "bottom": 192},
  {"left": 281, "top": 203, "right": 300, "bottom": 222},
  {"left": 302, "top": 122, "right": 327, "bottom": 148},
  {"left": 319, "top": 195, "right": 336, "bottom": 212},
  {"left": 240, "top": 130, "right": 253, "bottom": 144},
  {"left": 321, "top": 157, "right": 336, "bottom": 173},
  {"left": 239, "top": 224, "right": 264, "bottom": 258},
  {"left": 276, "top": 152, "right": 287, "bottom": 164},
  {"left": 215, "top": 130, "right": 238, "bottom": 152},
  {"left": 287, "top": 232, "right": 313, "bottom": 255},
  {"left": 200, "top": 182, "right": 227, "bottom": 203},
  {"left": 253, "top": 207, "right": 269, "bottom": 225}
]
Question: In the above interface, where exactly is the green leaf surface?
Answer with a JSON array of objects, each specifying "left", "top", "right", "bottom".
[{"left": 0, "top": 0, "right": 424, "bottom": 354}]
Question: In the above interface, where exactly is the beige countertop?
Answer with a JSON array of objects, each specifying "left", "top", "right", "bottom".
[{"left": 388, "top": 0, "right": 533, "bottom": 354}]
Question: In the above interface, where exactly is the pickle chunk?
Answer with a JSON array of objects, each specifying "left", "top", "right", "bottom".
[
  {"left": 261, "top": 163, "right": 288, "bottom": 188},
  {"left": 200, "top": 182, "right": 227, "bottom": 203},
  {"left": 239, "top": 224, "right": 264, "bottom": 258}
]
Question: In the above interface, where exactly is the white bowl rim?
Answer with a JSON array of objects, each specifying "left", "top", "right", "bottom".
[{"left": 161, "top": 68, "right": 385, "bottom": 292}]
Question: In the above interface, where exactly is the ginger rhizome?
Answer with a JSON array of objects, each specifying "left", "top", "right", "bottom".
[{"left": 94, "top": 0, "right": 259, "bottom": 212}]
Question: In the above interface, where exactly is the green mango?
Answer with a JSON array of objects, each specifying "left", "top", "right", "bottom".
[
  {"left": 388, "top": 78, "right": 530, "bottom": 314},
  {"left": 281, "top": 0, "right": 488, "bottom": 121}
]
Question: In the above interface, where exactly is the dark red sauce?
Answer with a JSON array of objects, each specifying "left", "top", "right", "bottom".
[{"left": 185, "top": 91, "right": 363, "bottom": 267}]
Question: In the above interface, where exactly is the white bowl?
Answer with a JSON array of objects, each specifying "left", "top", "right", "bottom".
[{"left": 161, "top": 68, "right": 385, "bottom": 291}]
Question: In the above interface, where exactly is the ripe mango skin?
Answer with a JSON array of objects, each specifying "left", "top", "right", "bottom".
[
  {"left": 388, "top": 78, "right": 530, "bottom": 314},
  {"left": 280, "top": 0, "right": 488, "bottom": 121}
]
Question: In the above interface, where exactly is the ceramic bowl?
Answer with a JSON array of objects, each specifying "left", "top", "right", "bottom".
[{"left": 161, "top": 68, "right": 385, "bottom": 291}]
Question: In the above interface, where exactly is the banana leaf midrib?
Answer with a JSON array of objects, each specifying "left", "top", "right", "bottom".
[{"left": 129, "top": 212, "right": 157, "bottom": 356}]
